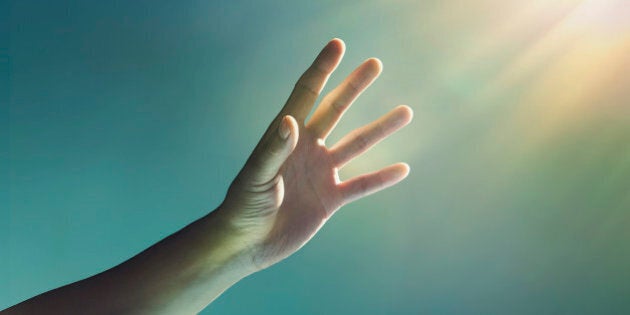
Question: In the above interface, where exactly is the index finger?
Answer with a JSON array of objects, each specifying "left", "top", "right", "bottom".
[{"left": 281, "top": 38, "right": 345, "bottom": 122}]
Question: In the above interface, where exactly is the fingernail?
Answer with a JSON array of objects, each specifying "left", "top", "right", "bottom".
[{"left": 279, "top": 117, "right": 290, "bottom": 139}]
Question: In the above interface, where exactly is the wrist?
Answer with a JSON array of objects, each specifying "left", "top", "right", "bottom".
[{"left": 205, "top": 203, "right": 264, "bottom": 275}]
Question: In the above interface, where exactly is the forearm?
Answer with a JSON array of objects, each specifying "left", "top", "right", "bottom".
[{"left": 3, "top": 205, "right": 257, "bottom": 315}]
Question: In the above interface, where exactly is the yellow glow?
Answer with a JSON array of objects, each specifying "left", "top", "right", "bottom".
[{"left": 469, "top": 0, "right": 630, "bottom": 160}]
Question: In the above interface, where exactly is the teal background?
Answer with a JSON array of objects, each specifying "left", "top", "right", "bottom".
[{"left": 2, "top": 0, "right": 630, "bottom": 314}]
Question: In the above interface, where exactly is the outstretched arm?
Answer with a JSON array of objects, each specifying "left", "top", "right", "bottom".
[{"left": 2, "top": 38, "right": 413, "bottom": 315}]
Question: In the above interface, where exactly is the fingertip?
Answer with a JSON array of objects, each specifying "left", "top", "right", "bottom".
[
  {"left": 395, "top": 105, "right": 414, "bottom": 124},
  {"left": 379, "top": 162, "right": 411, "bottom": 184},
  {"left": 279, "top": 115, "right": 297, "bottom": 137},
  {"left": 329, "top": 38, "right": 346, "bottom": 53},
  {"left": 279, "top": 116, "right": 291, "bottom": 140},
  {"left": 366, "top": 57, "right": 383, "bottom": 74},
  {"left": 282, "top": 115, "right": 299, "bottom": 148},
  {"left": 397, "top": 162, "right": 411, "bottom": 179},
  {"left": 284, "top": 114, "right": 299, "bottom": 131},
  {"left": 316, "top": 38, "right": 345, "bottom": 72},
  {"left": 324, "top": 38, "right": 345, "bottom": 58}
]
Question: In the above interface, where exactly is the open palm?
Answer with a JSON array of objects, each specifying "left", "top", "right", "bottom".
[{"left": 222, "top": 39, "right": 413, "bottom": 270}]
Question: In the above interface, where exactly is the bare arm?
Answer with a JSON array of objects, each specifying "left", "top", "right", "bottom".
[
  {"left": 3, "top": 208, "right": 256, "bottom": 314},
  {"left": 2, "top": 38, "right": 413, "bottom": 315}
]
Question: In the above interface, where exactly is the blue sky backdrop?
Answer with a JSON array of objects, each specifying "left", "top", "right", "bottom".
[{"left": 3, "top": 0, "right": 630, "bottom": 314}]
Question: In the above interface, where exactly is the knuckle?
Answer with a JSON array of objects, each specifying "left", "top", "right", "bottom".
[
  {"left": 346, "top": 80, "right": 360, "bottom": 94},
  {"left": 295, "top": 81, "right": 317, "bottom": 97},
  {"left": 330, "top": 99, "right": 346, "bottom": 114},
  {"left": 353, "top": 133, "right": 369, "bottom": 151},
  {"left": 359, "top": 179, "right": 369, "bottom": 191}
]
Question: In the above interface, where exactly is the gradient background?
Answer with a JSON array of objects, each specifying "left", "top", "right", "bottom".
[{"left": 2, "top": 0, "right": 630, "bottom": 314}]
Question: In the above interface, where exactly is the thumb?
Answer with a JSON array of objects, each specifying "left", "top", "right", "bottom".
[{"left": 246, "top": 115, "right": 299, "bottom": 186}]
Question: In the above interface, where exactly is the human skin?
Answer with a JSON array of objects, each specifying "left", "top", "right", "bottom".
[{"left": 2, "top": 38, "right": 413, "bottom": 314}]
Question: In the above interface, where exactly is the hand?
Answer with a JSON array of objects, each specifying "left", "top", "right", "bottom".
[
  {"left": 221, "top": 38, "right": 413, "bottom": 270},
  {"left": 0, "top": 38, "right": 412, "bottom": 315}
]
